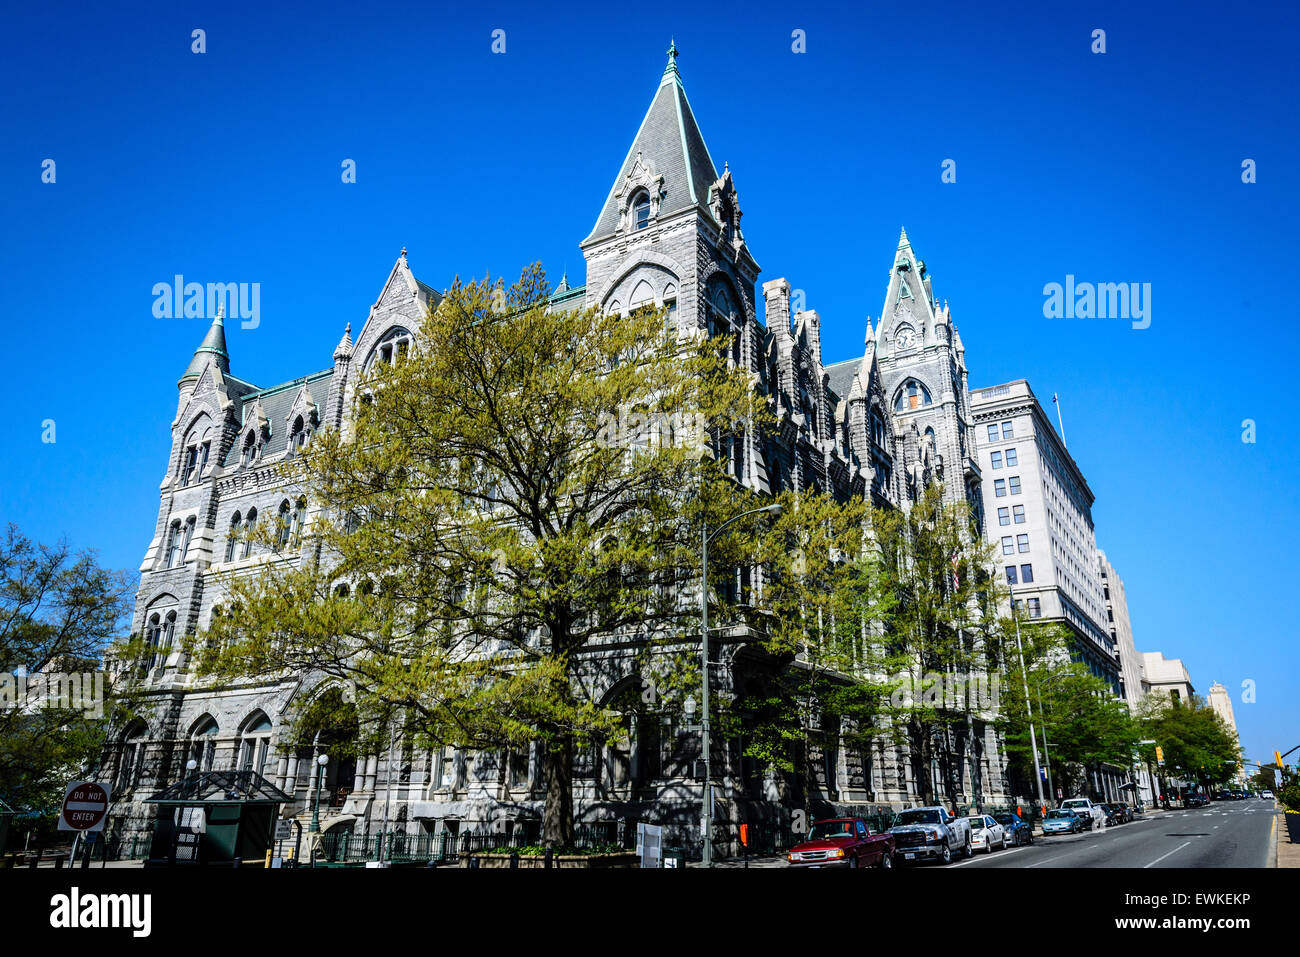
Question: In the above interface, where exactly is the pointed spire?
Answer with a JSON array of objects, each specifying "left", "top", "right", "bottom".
[
  {"left": 181, "top": 307, "right": 230, "bottom": 381},
  {"left": 664, "top": 38, "right": 679, "bottom": 78},
  {"left": 898, "top": 226, "right": 910, "bottom": 250},
  {"left": 334, "top": 322, "right": 354, "bottom": 361},
  {"left": 865, "top": 317, "right": 874, "bottom": 343}
]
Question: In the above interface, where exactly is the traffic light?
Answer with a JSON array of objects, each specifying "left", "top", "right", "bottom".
[
  {"left": 1155, "top": 746, "right": 1164, "bottom": 766},
  {"left": 1276, "top": 750, "right": 1284, "bottom": 768}
]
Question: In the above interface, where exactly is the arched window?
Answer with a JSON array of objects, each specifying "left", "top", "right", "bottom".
[
  {"left": 365, "top": 327, "right": 414, "bottom": 374},
  {"left": 893, "top": 378, "right": 933, "bottom": 412},
  {"left": 189, "top": 717, "right": 219, "bottom": 773},
  {"left": 293, "top": 497, "right": 308, "bottom": 543},
  {"left": 276, "top": 500, "right": 292, "bottom": 549},
  {"left": 632, "top": 190, "right": 651, "bottom": 230},
  {"left": 607, "top": 300, "right": 622, "bottom": 317},
  {"left": 117, "top": 721, "right": 148, "bottom": 791},
  {"left": 924, "top": 427, "right": 937, "bottom": 460},
  {"left": 238, "top": 713, "right": 273, "bottom": 777},
  {"left": 871, "top": 412, "right": 886, "bottom": 448},
  {"left": 241, "top": 508, "right": 258, "bottom": 559},
  {"left": 629, "top": 280, "right": 654, "bottom": 312},
  {"left": 225, "top": 512, "right": 241, "bottom": 562},
  {"left": 181, "top": 516, "right": 197, "bottom": 563},
  {"left": 165, "top": 521, "right": 182, "bottom": 568},
  {"left": 663, "top": 283, "right": 678, "bottom": 325},
  {"left": 241, "top": 429, "right": 258, "bottom": 467},
  {"left": 706, "top": 281, "right": 742, "bottom": 366},
  {"left": 144, "top": 613, "right": 162, "bottom": 671},
  {"left": 289, "top": 415, "right": 309, "bottom": 455}
]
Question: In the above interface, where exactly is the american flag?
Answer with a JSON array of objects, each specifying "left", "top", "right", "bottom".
[{"left": 950, "top": 550, "right": 960, "bottom": 590}]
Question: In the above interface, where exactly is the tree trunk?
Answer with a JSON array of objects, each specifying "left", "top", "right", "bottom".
[{"left": 542, "top": 735, "right": 575, "bottom": 848}]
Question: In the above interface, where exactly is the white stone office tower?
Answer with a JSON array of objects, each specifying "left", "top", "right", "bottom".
[{"left": 101, "top": 46, "right": 1015, "bottom": 853}]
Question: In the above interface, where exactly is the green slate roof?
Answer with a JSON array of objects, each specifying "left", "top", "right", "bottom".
[
  {"left": 223, "top": 369, "right": 333, "bottom": 465},
  {"left": 585, "top": 45, "right": 720, "bottom": 242},
  {"left": 181, "top": 313, "right": 231, "bottom": 380},
  {"left": 145, "top": 770, "right": 291, "bottom": 806}
]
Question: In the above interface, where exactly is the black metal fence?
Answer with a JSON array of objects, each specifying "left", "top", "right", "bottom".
[{"left": 317, "top": 820, "right": 640, "bottom": 865}]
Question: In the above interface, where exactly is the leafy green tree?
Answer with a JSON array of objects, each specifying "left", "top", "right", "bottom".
[
  {"left": 196, "top": 265, "right": 760, "bottom": 847},
  {"left": 872, "top": 485, "right": 1000, "bottom": 809},
  {"left": 729, "top": 488, "right": 896, "bottom": 809},
  {"left": 0, "top": 525, "right": 134, "bottom": 815},
  {"left": 1138, "top": 693, "right": 1241, "bottom": 792}
]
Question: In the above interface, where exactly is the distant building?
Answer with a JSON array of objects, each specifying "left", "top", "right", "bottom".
[
  {"left": 1207, "top": 681, "right": 1246, "bottom": 785},
  {"left": 1141, "top": 652, "right": 1195, "bottom": 703},
  {"left": 1098, "top": 550, "right": 1143, "bottom": 708}
]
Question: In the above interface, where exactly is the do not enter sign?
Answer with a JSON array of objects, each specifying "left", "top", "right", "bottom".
[{"left": 58, "top": 781, "right": 110, "bottom": 832}]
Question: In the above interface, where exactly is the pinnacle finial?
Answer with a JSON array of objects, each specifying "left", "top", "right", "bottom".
[
  {"left": 665, "top": 38, "right": 679, "bottom": 76},
  {"left": 215, "top": 303, "right": 225, "bottom": 321},
  {"left": 400, "top": 246, "right": 407, "bottom": 259},
  {"left": 898, "top": 226, "right": 910, "bottom": 248}
]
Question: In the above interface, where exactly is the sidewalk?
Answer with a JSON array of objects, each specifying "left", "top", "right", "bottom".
[{"left": 1277, "top": 810, "right": 1300, "bottom": 868}]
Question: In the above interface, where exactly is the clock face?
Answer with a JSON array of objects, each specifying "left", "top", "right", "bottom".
[{"left": 896, "top": 329, "right": 915, "bottom": 349}]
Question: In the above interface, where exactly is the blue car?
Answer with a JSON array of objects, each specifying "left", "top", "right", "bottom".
[
  {"left": 1041, "top": 809, "right": 1083, "bottom": 835},
  {"left": 992, "top": 811, "right": 1034, "bottom": 846}
]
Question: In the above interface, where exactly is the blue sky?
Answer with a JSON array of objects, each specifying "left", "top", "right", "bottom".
[{"left": 1, "top": 1, "right": 1296, "bottom": 769}]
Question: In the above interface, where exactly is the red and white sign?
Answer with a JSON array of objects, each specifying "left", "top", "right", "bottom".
[{"left": 58, "top": 781, "right": 110, "bottom": 832}]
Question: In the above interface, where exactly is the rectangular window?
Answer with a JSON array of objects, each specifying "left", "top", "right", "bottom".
[
  {"left": 1002, "top": 421, "right": 1014, "bottom": 439},
  {"left": 990, "top": 451, "right": 1002, "bottom": 470},
  {"left": 994, "top": 478, "right": 1006, "bottom": 497},
  {"left": 1027, "top": 597, "right": 1042, "bottom": 618},
  {"left": 1017, "top": 534, "right": 1030, "bottom": 553},
  {"left": 986, "top": 424, "right": 999, "bottom": 443},
  {"left": 1013, "top": 504, "right": 1025, "bottom": 524},
  {"left": 1001, "top": 536, "right": 1014, "bottom": 555},
  {"left": 1005, "top": 565, "right": 1018, "bottom": 584},
  {"left": 1005, "top": 447, "right": 1018, "bottom": 466},
  {"left": 1020, "top": 564, "right": 1033, "bottom": 583},
  {"left": 998, "top": 507, "right": 1010, "bottom": 526},
  {"left": 1009, "top": 476, "right": 1021, "bottom": 495}
]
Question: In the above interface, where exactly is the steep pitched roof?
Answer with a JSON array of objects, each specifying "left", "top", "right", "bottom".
[
  {"left": 875, "top": 227, "right": 938, "bottom": 357},
  {"left": 180, "top": 310, "right": 230, "bottom": 381},
  {"left": 585, "top": 43, "right": 719, "bottom": 243}
]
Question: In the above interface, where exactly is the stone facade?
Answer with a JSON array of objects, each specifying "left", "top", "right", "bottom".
[{"left": 102, "top": 48, "right": 1023, "bottom": 854}]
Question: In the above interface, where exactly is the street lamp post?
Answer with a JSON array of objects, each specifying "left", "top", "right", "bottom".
[
  {"left": 700, "top": 502, "right": 782, "bottom": 868},
  {"left": 309, "top": 754, "right": 329, "bottom": 833}
]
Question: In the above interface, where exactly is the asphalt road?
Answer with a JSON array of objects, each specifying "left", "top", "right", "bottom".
[{"left": 936, "top": 800, "right": 1276, "bottom": 869}]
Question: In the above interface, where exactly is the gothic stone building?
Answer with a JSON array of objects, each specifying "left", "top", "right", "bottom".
[{"left": 102, "top": 48, "right": 1016, "bottom": 853}]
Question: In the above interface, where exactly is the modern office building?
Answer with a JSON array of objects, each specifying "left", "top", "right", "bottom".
[{"left": 971, "top": 381, "right": 1118, "bottom": 690}]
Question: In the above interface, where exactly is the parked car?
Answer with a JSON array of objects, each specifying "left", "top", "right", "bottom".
[
  {"left": 1099, "top": 803, "right": 1130, "bottom": 824},
  {"left": 992, "top": 811, "right": 1034, "bottom": 847},
  {"left": 786, "top": 818, "right": 896, "bottom": 869},
  {"left": 964, "top": 814, "right": 1006, "bottom": 853},
  {"left": 1059, "top": 798, "right": 1107, "bottom": 830},
  {"left": 1186, "top": 793, "right": 1209, "bottom": 808},
  {"left": 1261, "top": 790, "right": 1275, "bottom": 800},
  {"left": 888, "top": 806, "right": 973, "bottom": 865},
  {"left": 1042, "top": 808, "right": 1084, "bottom": 835},
  {"left": 1125, "top": 803, "right": 1144, "bottom": 819}
]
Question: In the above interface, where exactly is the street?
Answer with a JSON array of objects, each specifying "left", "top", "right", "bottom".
[{"left": 946, "top": 801, "right": 1275, "bottom": 869}]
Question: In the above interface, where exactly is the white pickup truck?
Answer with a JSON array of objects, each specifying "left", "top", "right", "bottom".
[
  {"left": 887, "top": 806, "right": 973, "bottom": 865},
  {"left": 1059, "top": 798, "right": 1107, "bottom": 830}
]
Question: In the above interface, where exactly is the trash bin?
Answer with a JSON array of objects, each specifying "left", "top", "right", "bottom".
[{"left": 661, "top": 848, "right": 685, "bottom": 869}]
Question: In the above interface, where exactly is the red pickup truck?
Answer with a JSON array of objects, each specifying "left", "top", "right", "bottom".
[{"left": 786, "top": 817, "right": 896, "bottom": 869}]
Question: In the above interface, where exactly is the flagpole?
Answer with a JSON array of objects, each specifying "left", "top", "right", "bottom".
[{"left": 1052, "top": 393, "right": 1067, "bottom": 448}]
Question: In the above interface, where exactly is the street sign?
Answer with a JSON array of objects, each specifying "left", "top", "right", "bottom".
[
  {"left": 1055, "top": 787, "right": 1063, "bottom": 799},
  {"left": 58, "top": 781, "right": 110, "bottom": 833},
  {"left": 275, "top": 819, "right": 294, "bottom": 842}
]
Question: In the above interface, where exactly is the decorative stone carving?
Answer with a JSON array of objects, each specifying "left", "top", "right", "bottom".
[{"left": 614, "top": 151, "right": 666, "bottom": 234}]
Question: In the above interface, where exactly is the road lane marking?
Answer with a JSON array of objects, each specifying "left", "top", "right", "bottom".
[
  {"left": 1026, "top": 854, "right": 1071, "bottom": 868},
  {"left": 1143, "top": 841, "right": 1192, "bottom": 868}
]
